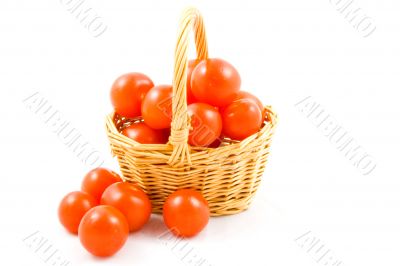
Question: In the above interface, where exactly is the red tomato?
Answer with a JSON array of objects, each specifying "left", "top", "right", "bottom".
[
  {"left": 163, "top": 189, "right": 209, "bottom": 237},
  {"left": 101, "top": 182, "right": 152, "bottom": 232},
  {"left": 221, "top": 99, "right": 262, "bottom": 140},
  {"left": 141, "top": 85, "right": 173, "bottom": 129},
  {"left": 187, "top": 59, "right": 201, "bottom": 104},
  {"left": 122, "top": 122, "right": 168, "bottom": 144},
  {"left": 187, "top": 103, "right": 222, "bottom": 147},
  {"left": 81, "top": 168, "right": 122, "bottom": 202},
  {"left": 79, "top": 205, "right": 129, "bottom": 257},
  {"left": 234, "top": 91, "right": 263, "bottom": 112},
  {"left": 191, "top": 58, "right": 241, "bottom": 107},
  {"left": 58, "top": 191, "right": 97, "bottom": 234},
  {"left": 110, "top": 73, "right": 154, "bottom": 118},
  {"left": 233, "top": 91, "right": 266, "bottom": 123}
]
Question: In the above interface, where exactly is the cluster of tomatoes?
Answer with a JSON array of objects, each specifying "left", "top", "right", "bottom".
[
  {"left": 58, "top": 168, "right": 209, "bottom": 257},
  {"left": 111, "top": 58, "right": 265, "bottom": 146}
]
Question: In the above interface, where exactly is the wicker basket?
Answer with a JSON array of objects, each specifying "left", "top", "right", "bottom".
[{"left": 105, "top": 7, "right": 277, "bottom": 216}]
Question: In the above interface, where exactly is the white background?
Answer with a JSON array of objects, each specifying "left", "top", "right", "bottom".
[{"left": 1, "top": 0, "right": 399, "bottom": 265}]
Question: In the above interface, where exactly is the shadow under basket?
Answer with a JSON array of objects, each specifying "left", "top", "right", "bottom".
[{"left": 104, "top": 7, "right": 278, "bottom": 216}]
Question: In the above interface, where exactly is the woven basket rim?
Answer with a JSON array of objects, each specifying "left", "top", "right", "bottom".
[{"left": 105, "top": 105, "right": 277, "bottom": 156}]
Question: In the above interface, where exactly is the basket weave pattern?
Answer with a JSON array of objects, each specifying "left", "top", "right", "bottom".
[{"left": 105, "top": 8, "right": 277, "bottom": 216}]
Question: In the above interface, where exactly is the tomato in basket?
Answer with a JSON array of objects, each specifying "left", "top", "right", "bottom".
[
  {"left": 191, "top": 58, "right": 241, "bottom": 107},
  {"left": 141, "top": 85, "right": 173, "bottom": 129},
  {"left": 232, "top": 91, "right": 266, "bottom": 124},
  {"left": 221, "top": 99, "right": 262, "bottom": 140},
  {"left": 187, "top": 103, "right": 222, "bottom": 147},
  {"left": 233, "top": 91, "right": 263, "bottom": 113},
  {"left": 122, "top": 122, "right": 168, "bottom": 144},
  {"left": 110, "top": 72, "right": 154, "bottom": 118}
]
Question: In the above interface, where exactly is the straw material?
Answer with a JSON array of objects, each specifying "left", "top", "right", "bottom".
[{"left": 105, "top": 7, "right": 277, "bottom": 216}]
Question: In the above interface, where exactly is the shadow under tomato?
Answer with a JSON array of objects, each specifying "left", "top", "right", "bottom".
[{"left": 137, "top": 214, "right": 168, "bottom": 237}]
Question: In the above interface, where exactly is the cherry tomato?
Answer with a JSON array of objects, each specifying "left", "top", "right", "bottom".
[
  {"left": 58, "top": 191, "right": 97, "bottom": 234},
  {"left": 101, "top": 182, "right": 152, "bottom": 232},
  {"left": 191, "top": 58, "right": 241, "bottom": 107},
  {"left": 221, "top": 99, "right": 262, "bottom": 140},
  {"left": 163, "top": 189, "right": 209, "bottom": 237},
  {"left": 81, "top": 168, "right": 122, "bottom": 202},
  {"left": 79, "top": 205, "right": 129, "bottom": 257},
  {"left": 141, "top": 85, "right": 173, "bottom": 129},
  {"left": 233, "top": 91, "right": 266, "bottom": 123},
  {"left": 187, "top": 103, "right": 222, "bottom": 147},
  {"left": 186, "top": 59, "right": 201, "bottom": 104},
  {"left": 110, "top": 72, "right": 154, "bottom": 118},
  {"left": 122, "top": 122, "right": 168, "bottom": 144},
  {"left": 234, "top": 91, "right": 263, "bottom": 112}
]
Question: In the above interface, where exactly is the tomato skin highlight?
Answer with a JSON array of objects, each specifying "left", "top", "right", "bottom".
[
  {"left": 191, "top": 58, "right": 241, "bottom": 107},
  {"left": 187, "top": 103, "right": 222, "bottom": 147},
  {"left": 101, "top": 182, "right": 152, "bottom": 232},
  {"left": 163, "top": 189, "right": 209, "bottom": 237},
  {"left": 221, "top": 99, "right": 262, "bottom": 141},
  {"left": 78, "top": 205, "right": 129, "bottom": 257},
  {"left": 141, "top": 85, "right": 173, "bottom": 129},
  {"left": 110, "top": 72, "right": 154, "bottom": 118},
  {"left": 122, "top": 122, "right": 168, "bottom": 144},
  {"left": 81, "top": 168, "right": 122, "bottom": 202},
  {"left": 58, "top": 191, "right": 97, "bottom": 234}
]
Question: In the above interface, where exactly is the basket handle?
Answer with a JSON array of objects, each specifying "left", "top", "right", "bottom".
[{"left": 168, "top": 7, "right": 209, "bottom": 166}]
